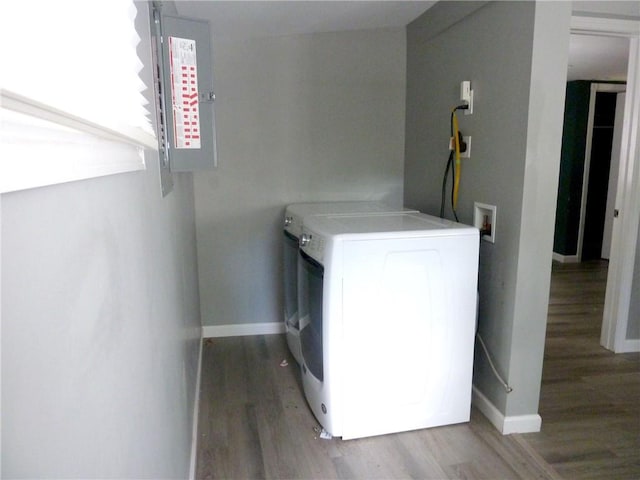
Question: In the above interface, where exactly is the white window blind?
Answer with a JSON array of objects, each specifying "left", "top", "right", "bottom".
[{"left": 0, "top": 0, "right": 157, "bottom": 193}]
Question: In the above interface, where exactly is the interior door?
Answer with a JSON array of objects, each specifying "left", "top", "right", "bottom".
[{"left": 601, "top": 93, "right": 626, "bottom": 259}]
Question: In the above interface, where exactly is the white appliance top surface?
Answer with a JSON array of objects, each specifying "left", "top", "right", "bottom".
[
  {"left": 286, "top": 201, "right": 413, "bottom": 217},
  {"left": 305, "top": 212, "right": 477, "bottom": 236}
]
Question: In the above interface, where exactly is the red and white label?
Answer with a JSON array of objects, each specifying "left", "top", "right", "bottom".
[{"left": 168, "top": 36, "right": 201, "bottom": 149}]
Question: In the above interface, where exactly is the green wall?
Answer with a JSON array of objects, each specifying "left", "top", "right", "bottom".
[
  {"left": 554, "top": 81, "right": 626, "bottom": 257},
  {"left": 553, "top": 81, "right": 591, "bottom": 256}
]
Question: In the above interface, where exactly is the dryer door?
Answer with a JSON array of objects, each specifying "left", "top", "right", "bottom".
[
  {"left": 298, "top": 250, "right": 324, "bottom": 382},
  {"left": 283, "top": 230, "right": 299, "bottom": 329}
]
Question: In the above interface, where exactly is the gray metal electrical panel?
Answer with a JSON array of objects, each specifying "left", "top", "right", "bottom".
[{"left": 156, "top": 13, "right": 217, "bottom": 172}]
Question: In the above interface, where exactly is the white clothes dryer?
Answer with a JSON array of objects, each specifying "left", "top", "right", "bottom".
[
  {"left": 282, "top": 202, "right": 416, "bottom": 365},
  {"left": 297, "top": 212, "right": 479, "bottom": 439}
]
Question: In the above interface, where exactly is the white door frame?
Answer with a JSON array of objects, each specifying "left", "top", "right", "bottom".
[{"left": 570, "top": 16, "right": 640, "bottom": 353}]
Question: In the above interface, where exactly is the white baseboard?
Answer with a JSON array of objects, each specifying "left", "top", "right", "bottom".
[
  {"left": 189, "top": 336, "right": 204, "bottom": 480},
  {"left": 202, "top": 322, "right": 285, "bottom": 338},
  {"left": 615, "top": 338, "right": 640, "bottom": 353},
  {"left": 472, "top": 386, "right": 542, "bottom": 434},
  {"left": 552, "top": 252, "right": 579, "bottom": 263},
  {"left": 502, "top": 413, "right": 542, "bottom": 435}
]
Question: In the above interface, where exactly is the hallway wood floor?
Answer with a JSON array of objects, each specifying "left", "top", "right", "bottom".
[
  {"left": 520, "top": 260, "right": 640, "bottom": 480},
  {"left": 196, "top": 260, "right": 639, "bottom": 479}
]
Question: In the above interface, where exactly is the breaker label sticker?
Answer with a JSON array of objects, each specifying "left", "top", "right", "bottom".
[{"left": 168, "top": 36, "right": 201, "bottom": 149}]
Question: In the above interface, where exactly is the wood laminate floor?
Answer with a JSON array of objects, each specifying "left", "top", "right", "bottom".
[
  {"left": 520, "top": 260, "right": 640, "bottom": 480},
  {"left": 196, "top": 260, "right": 639, "bottom": 479}
]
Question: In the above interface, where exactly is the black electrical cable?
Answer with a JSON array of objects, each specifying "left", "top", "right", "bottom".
[
  {"left": 451, "top": 158, "right": 459, "bottom": 222},
  {"left": 440, "top": 150, "right": 454, "bottom": 218},
  {"left": 439, "top": 104, "right": 468, "bottom": 220},
  {"left": 444, "top": 103, "right": 511, "bottom": 392}
]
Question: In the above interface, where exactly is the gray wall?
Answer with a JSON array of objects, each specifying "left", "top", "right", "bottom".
[
  {"left": 1, "top": 3, "right": 202, "bottom": 477},
  {"left": 405, "top": 1, "right": 570, "bottom": 418},
  {"left": 195, "top": 28, "right": 407, "bottom": 327}
]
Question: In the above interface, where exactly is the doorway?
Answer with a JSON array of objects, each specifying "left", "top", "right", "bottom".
[{"left": 554, "top": 17, "right": 640, "bottom": 354}]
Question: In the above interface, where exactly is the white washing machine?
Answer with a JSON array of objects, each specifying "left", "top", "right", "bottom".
[
  {"left": 297, "top": 212, "right": 479, "bottom": 439},
  {"left": 283, "top": 202, "right": 416, "bottom": 365}
]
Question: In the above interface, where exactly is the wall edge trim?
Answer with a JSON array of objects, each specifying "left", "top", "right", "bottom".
[
  {"left": 472, "top": 386, "right": 542, "bottom": 434},
  {"left": 615, "top": 338, "right": 640, "bottom": 353},
  {"left": 202, "top": 322, "right": 285, "bottom": 338},
  {"left": 552, "top": 252, "right": 580, "bottom": 263},
  {"left": 189, "top": 336, "right": 204, "bottom": 480}
]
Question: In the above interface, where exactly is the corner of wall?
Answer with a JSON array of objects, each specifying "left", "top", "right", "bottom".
[
  {"left": 189, "top": 338, "right": 204, "bottom": 480},
  {"left": 408, "top": 1, "right": 489, "bottom": 40},
  {"left": 472, "top": 386, "right": 542, "bottom": 434},
  {"left": 506, "top": 0, "right": 572, "bottom": 418}
]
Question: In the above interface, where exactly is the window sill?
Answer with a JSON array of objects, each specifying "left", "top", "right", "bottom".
[{"left": 1, "top": 108, "right": 147, "bottom": 194}]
